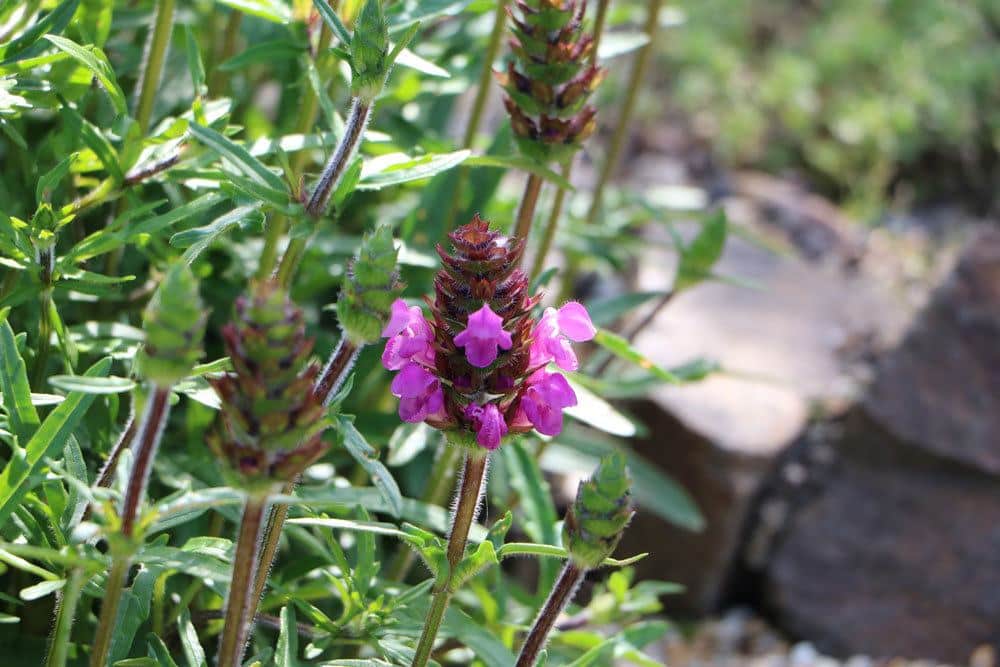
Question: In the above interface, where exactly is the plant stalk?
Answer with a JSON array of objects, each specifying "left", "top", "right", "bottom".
[
  {"left": 529, "top": 161, "right": 573, "bottom": 282},
  {"left": 217, "top": 493, "right": 270, "bottom": 667},
  {"left": 89, "top": 557, "right": 130, "bottom": 667},
  {"left": 443, "top": 0, "right": 510, "bottom": 232},
  {"left": 515, "top": 561, "right": 586, "bottom": 667},
  {"left": 134, "top": 0, "right": 177, "bottom": 135},
  {"left": 248, "top": 335, "right": 362, "bottom": 621},
  {"left": 590, "top": 0, "right": 611, "bottom": 65},
  {"left": 583, "top": 0, "right": 663, "bottom": 228},
  {"left": 411, "top": 450, "right": 489, "bottom": 667},
  {"left": 89, "top": 386, "right": 171, "bottom": 667},
  {"left": 45, "top": 565, "right": 85, "bottom": 667},
  {"left": 208, "top": 10, "right": 243, "bottom": 98},
  {"left": 513, "top": 173, "right": 543, "bottom": 243},
  {"left": 386, "top": 443, "right": 463, "bottom": 581}
]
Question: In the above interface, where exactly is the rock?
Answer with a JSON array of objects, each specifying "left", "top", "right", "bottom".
[
  {"left": 760, "top": 228, "right": 1000, "bottom": 662},
  {"left": 618, "top": 197, "right": 920, "bottom": 613}
]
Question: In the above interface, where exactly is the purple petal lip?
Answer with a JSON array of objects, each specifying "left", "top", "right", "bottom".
[
  {"left": 556, "top": 301, "right": 596, "bottom": 341},
  {"left": 454, "top": 303, "right": 513, "bottom": 368}
]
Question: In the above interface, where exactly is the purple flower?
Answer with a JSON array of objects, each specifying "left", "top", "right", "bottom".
[
  {"left": 464, "top": 402, "right": 509, "bottom": 450},
  {"left": 391, "top": 362, "right": 445, "bottom": 423},
  {"left": 382, "top": 299, "right": 434, "bottom": 370},
  {"left": 516, "top": 370, "right": 578, "bottom": 436},
  {"left": 529, "top": 301, "right": 596, "bottom": 371},
  {"left": 453, "top": 303, "right": 513, "bottom": 368}
]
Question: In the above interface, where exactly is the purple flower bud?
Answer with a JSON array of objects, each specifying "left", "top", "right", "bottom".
[
  {"left": 453, "top": 303, "right": 514, "bottom": 368},
  {"left": 516, "top": 369, "right": 578, "bottom": 436},
  {"left": 464, "top": 402, "right": 509, "bottom": 450},
  {"left": 381, "top": 299, "right": 435, "bottom": 370},
  {"left": 529, "top": 301, "right": 596, "bottom": 371},
  {"left": 391, "top": 362, "right": 445, "bottom": 423}
]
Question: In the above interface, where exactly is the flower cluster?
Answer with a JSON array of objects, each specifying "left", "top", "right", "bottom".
[
  {"left": 381, "top": 217, "right": 596, "bottom": 450},
  {"left": 209, "top": 282, "right": 328, "bottom": 490},
  {"left": 497, "top": 0, "right": 605, "bottom": 165}
]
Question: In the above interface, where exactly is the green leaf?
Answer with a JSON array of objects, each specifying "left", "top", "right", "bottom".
[
  {"left": 43, "top": 35, "right": 127, "bottom": 115},
  {"left": 563, "top": 375, "right": 638, "bottom": 437},
  {"left": 0, "top": 0, "right": 81, "bottom": 63},
  {"left": 218, "top": 0, "right": 291, "bottom": 23},
  {"left": 312, "top": 0, "right": 351, "bottom": 46},
  {"left": 218, "top": 39, "right": 304, "bottom": 71},
  {"left": 35, "top": 152, "right": 78, "bottom": 203},
  {"left": 674, "top": 209, "right": 728, "bottom": 291},
  {"left": 0, "top": 357, "right": 110, "bottom": 530},
  {"left": 178, "top": 607, "right": 207, "bottom": 667},
  {"left": 189, "top": 123, "right": 286, "bottom": 192},
  {"left": 275, "top": 605, "right": 299, "bottom": 667},
  {"left": 171, "top": 204, "right": 264, "bottom": 263},
  {"left": 386, "top": 422, "right": 437, "bottom": 467},
  {"left": 48, "top": 375, "right": 135, "bottom": 394},
  {"left": 0, "top": 317, "right": 41, "bottom": 444},
  {"left": 440, "top": 604, "right": 516, "bottom": 667},
  {"left": 565, "top": 638, "right": 618, "bottom": 666},
  {"left": 184, "top": 26, "right": 206, "bottom": 95},
  {"left": 503, "top": 441, "right": 559, "bottom": 593},
  {"left": 145, "top": 634, "right": 181, "bottom": 667},
  {"left": 394, "top": 46, "right": 449, "bottom": 77},
  {"left": 586, "top": 291, "right": 667, "bottom": 327},
  {"left": 591, "top": 329, "right": 681, "bottom": 386},
  {"left": 465, "top": 154, "right": 574, "bottom": 190},
  {"left": 358, "top": 150, "right": 470, "bottom": 190},
  {"left": 334, "top": 416, "right": 403, "bottom": 518},
  {"left": 597, "top": 31, "right": 651, "bottom": 60}
]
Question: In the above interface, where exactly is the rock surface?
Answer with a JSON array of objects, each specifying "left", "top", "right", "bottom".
[
  {"left": 619, "top": 190, "right": 926, "bottom": 613},
  {"left": 759, "top": 227, "right": 1000, "bottom": 662}
]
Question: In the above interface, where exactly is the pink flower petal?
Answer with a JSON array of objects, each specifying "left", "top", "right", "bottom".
[
  {"left": 454, "top": 303, "right": 513, "bottom": 368},
  {"left": 382, "top": 299, "right": 413, "bottom": 338},
  {"left": 556, "top": 302, "right": 596, "bottom": 342},
  {"left": 391, "top": 362, "right": 436, "bottom": 398}
]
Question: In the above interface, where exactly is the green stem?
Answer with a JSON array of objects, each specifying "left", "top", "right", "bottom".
[
  {"left": 89, "top": 386, "right": 171, "bottom": 667},
  {"left": 513, "top": 173, "right": 543, "bottom": 244},
  {"left": 208, "top": 10, "right": 243, "bottom": 98},
  {"left": 30, "top": 287, "right": 53, "bottom": 388},
  {"left": 386, "top": 443, "right": 462, "bottom": 581},
  {"left": 45, "top": 565, "right": 85, "bottom": 667},
  {"left": 583, "top": 0, "right": 663, "bottom": 228},
  {"left": 89, "top": 557, "right": 130, "bottom": 667},
  {"left": 443, "top": 0, "right": 510, "bottom": 233},
  {"left": 217, "top": 493, "right": 270, "bottom": 667},
  {"left": 529, "top": 161, "right": 573, "bottom": 282},
  {"left": 515, "top": 561, "right": 586, "bottom": 667},
  {"left": 411, "top": 450, "right": 489, "bottom": 667},
  {"left": 256, "top": 25, "right": 332, "bottom": 280},
  {"left": 590, "top": 0, "right": 611, "bottom": 65},
  {"left": 134, "top": 0, "right": 177, "bottom": 135}
]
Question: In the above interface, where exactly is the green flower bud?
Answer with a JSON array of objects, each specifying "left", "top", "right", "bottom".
[
  {"left": 350, "top": 0, "right": 390, "bottom": 102},
  {"left": 136, "top": 263, "right": 206, "bottom": 386},
  {"left": 563, "top": 452, "right": 634, "bottom": 569},
  {"left": 209, "top": 281, "right": 328, "bottom": 491},
  {"left": 337, "top": 224, "right": 403, "bottom": 345}
]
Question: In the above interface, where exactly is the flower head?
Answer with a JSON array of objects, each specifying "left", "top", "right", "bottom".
[
  {"left": 563, "top": 452, "right": 634, "bottom": 568},
  {"left": 381, "top": 217, "right": 595, "bottom": 449}
]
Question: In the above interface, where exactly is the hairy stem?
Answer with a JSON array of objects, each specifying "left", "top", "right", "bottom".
[
  {"left": 584, "top": 0, "right": 663, "bottom": 227},
  {"left": 89, "top": 386, "right": 170, "bottom": 667},
  {"left": 256, "top": 24, "right": 332, "bottom": 280},
  {"left": 590, "top": 0, "right": 611, "bottom": 65},
  {"left": 45, "top": 565, "right": 85, "bottom": 667},
  {"left": 95, "top": 413, "right": 137, "bottom": 489},
  {"left": 248, "top": 335, "right": 361, "bottom": 620},
  {"left": 515, "top": 561, "right": 586, "bottom": 667},
  {"left": 411, "top": 450, "right": 489, "bottom": 667},
  {"left": 120, "top": 386, "right": 171, "bottom": 536},
  {"left": 443, "top": 0, "right": 510, "bottom": 232},
  {"left": 217, "top": 494, "right": 270, "bottom": 667},
  {"left": 386, "top": 443, "right": 463, "bottom": 581},
  {"left": 513, "top": 173, "right": 544, "bottom": 244},
  {"left": 89, "top": 557, "right": 129, "bottom": 667},
  {"left": 305, "top": 98, "right": 371, "bottom": 218},
  {"left": 529, "top": 161, "right": 573, "bottom": 282},
  {"left": 134, "top": 0, "right": 176, "bottom": 134},
  {"left": 316, "top": 336, "right": 361, "bottom": 406}
]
